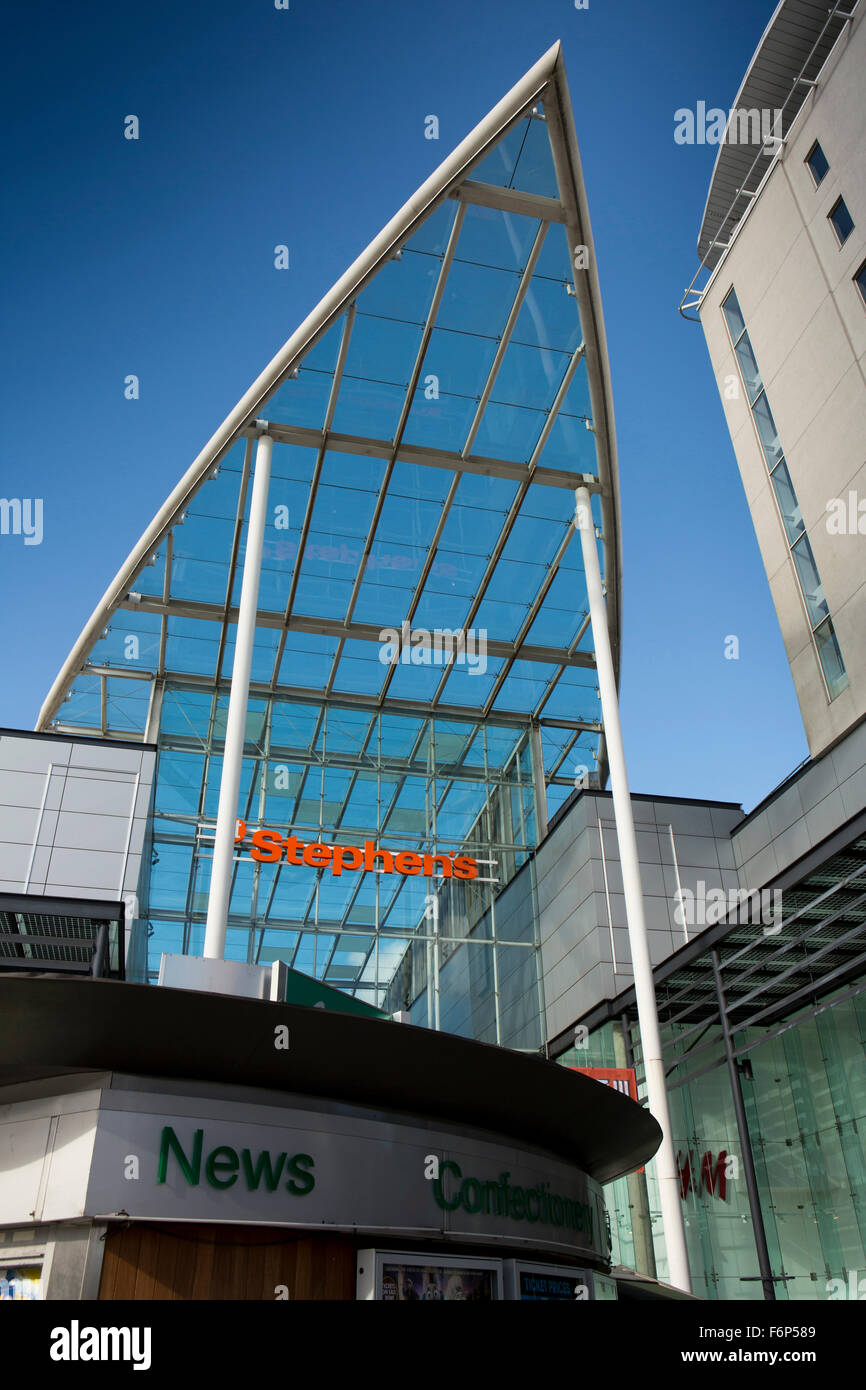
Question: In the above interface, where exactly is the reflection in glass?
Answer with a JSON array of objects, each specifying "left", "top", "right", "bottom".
[
  {"left": 770, "top": 459, "right": 804, "bottom": 544},
  {"left": 791, "top": 533, "right": 828, "bottom": 627}
]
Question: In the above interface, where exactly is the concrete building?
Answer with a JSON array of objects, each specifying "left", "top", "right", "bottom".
[{"left": 686, "top": 0, "right": 866, "bottom": 757}]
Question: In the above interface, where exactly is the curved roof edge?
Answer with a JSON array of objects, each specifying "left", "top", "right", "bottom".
[
  {"left": 37, "top": 42, "right": 622, "bottom": 763},
  {"left": 697, "top": 0, "right": 856, "bottom": 270},
  {"left": 0, "top": 975, "right": 663, "bottom": 1183}
]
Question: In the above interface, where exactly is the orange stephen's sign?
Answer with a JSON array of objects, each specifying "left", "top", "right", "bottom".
[{"left": 233, "top": 820, "right": 479, "bottom": 881}]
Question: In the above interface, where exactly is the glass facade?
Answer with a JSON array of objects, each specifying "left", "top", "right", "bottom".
[
  {"left": 139, "top": 686, "right": 544, "bottom": 1045},
  {"left": 722, "top": 287, "right": 848, "bottom": 700},
  {"left": 44, "top": 81, "right": 618, "bottom": 1051},
  {"left": 560, "top": 988, "right": 866, "bottom": 1300},
  {"left": 559, "top": 833, "right": 866, "bottom": 1299}
]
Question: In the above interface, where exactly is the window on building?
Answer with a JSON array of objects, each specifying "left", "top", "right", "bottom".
[
  {"left": 0, "top": 1264, "right": 42, "bottom": 1300},
  {"left": 828, "top": 197, "right": 855, "bottom": 246},
  {"left": 769, "top": 459, "right": 804, "bottom": 545},
  {"left": 814, "top": 618, "right": 849, "bottom": 699},
  {"left": 805, "top": 141, "right": 829, "bottom": 187},
  {"left": 721, "top": 287, "right": 746, "bottom": 344},
  {"left": 854, "top": 259, "right": 866, "bottom": 307},
  {"left": 720, "top": 285, "right": 848, "bottom": 703}
]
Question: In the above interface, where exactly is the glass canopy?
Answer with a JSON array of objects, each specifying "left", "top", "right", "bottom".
[{"left": 37, "top": 45, "right": 621, "bottom": 1028}]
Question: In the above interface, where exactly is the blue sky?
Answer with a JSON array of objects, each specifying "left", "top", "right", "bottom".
[{"left": 0, "top": 0, "right": 806, "bottom": 812}]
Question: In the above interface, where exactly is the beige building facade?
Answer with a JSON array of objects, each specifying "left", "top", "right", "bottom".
[{"left": 695, "top": 0, "right": 866, "bottom": 757}]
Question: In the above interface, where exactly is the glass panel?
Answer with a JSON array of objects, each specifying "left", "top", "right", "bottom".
[
  {"left": 437, "top": 259, "right": 520, "bottom": 339},
  {"left": 721, "top": 287, "right": 746, "bottom": 343},
  {"left": 533, "top": 219, "right": 572, "bottom": 282},
  {"left": 435, "top": 655, "right": 504, "bottom": 708},
  {"left": 134, "top": 544, "right": 167, "bottom": 598},
  {"left": 402, "top": 385, "right": 478, "bottom": 454},
  {"left": 266, "top": 366, "right": 335, "bottom": 430},
  {"left": 341, "top": 313, "right": 422, "bottom": 387},
  {"left": 513, "top": 275, "right": 582, "bottom": 352},
  {"left": 296, "top": 317, "right": 345, "bottom": 374},
  {"left": 770, "top": 458, "right": 804, "bottom": 544},
  {"left": 330, "top": 639, "right": 389, "bottom": 696},
  {"left": 402, "top": 325, "right": 498, "bottom": 451},
  {"left": 401, "top": 200, "right": 458, "bottom": 257},
  {"left": 165, "top": 616, "right": 222, "bottom": 676},
  {"left": 734, "top": 331, "right": 763, "bottom": 403},
  {"left": 492, "top": 660, "right": 559, "bottom": 712},
  {"left": 752, "top": 391, "right": 784, "bottom": 469},
  {"left": 510, "top": 114, "right": 559, "bottom": 197},
  {"left": 813, "top": 617, "right": 848, "bottom": 698},
  {"left": 490, "top": 341, "right": 569, "bottom": 413},
  {"left": 172, "top": 508, "right": 236, "bottom": 605},
  {"left": 287, "top": 452, "right": 384, "bottom": 621},
  {"left": 222, "top": 625, "right": 281, "bottom": 683},
  {"left": 87, "top": 611, "right": 161, "bottom": 672},
  {"left": 525, "top": 570, "right": 588, "bottom": 648},
  {"left": 536, "top": 412, "right": 599, "bottom": 472},
  {"left": 791, "top": 533, "right": 829, "bottom": 627},
  {"left": 454, "top": 203, "right": 541, "bottom": 273},
  {"left": 471, "top": 400, "right": 545, "bottom": 464},
  {"left": 352, "top": 464, "right": 451, "bottom": 626},
  {"left": 806, "top": 142, "right": 829, "bottom": 186},
  {"left": 539, "top": 665, "right": 601, "bottom": 723},
  {"left": 105, "top": 676, "right": 150, "bottom": 734},
  {"left": 560, "top": 354, "right": 592, "bottom": 418},
  {"left": 829, "top": 198, "right": 854, "bottom": 245},
  {"left": 354, "top": 251, "right": 439, "bottom": 323},
  {"left": 470, "top": 117, "right": 531, "bottom": 189}
]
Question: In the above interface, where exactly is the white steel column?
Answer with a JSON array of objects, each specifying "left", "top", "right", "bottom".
[
  {"left": 203, "top": 430, "right": 274, "bottom": 960},
  {"left": 574, "top": 486, "right": 691, "bottom": 1293}
]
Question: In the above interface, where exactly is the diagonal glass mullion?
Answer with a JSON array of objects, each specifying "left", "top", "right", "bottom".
[
  {"left": 298, "top": 711, "right": 381, "bottom": 932},
  {"left": 548, "top": 728, "right": 583, "bottom": 781},
  {"left": 480, "top": 520, "right": 578, "bottom": 717},
  {"left": 378, "top": 221, "right": 550, "bottom": 710},
  {"left": 323, "top": 203, "right": 468, "bottom": 696},
  {"left": 525, "top": 341, "right": 585, "bottom": 469},
  {"left": 261, "top": 704, "right": 326, "bottom": 924},
  {"left": 531, "top": 610, "right": 593, "bottom": 723},
  {"left": 214, "top": 438, "right": 254, "bottom": 684},
  {"left": 158, "top": 532, "right": 173, "bottom": 676},
  {"left": 376, "top": 469, "right": 462, "bottom": 707},
  {"left": 376, "top": 726, "right": 495, "bottom": 939},
  {"left": 226, "top": 705, "right": 271, "bottom": 939},
  {"left": 430, "top": 339, "right": 588, "bottom": 709},
  {"left": 181, "top": 688, "right": 225, "bottom": 955},
  {"left": 462, "top": 220, "right": 548, "bottom": 456},
  {"left": 269, "top": 306, "right": 357, "bottom": 688},
  {"left": 331, "top": 717, "right": 431, "bottom": 932}
]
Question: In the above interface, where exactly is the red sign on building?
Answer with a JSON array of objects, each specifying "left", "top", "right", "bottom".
[{"left": 569, "top": 1066, "right": 639, "bottom": 1101}]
